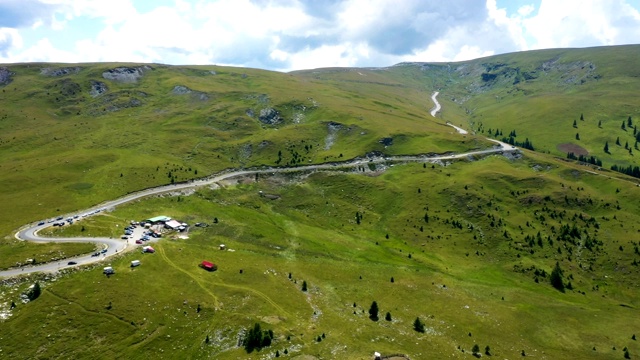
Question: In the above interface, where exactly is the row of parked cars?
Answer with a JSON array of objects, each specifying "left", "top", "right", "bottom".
[{"left": 39, "top": 208, "right": 107, "bottom": 227}]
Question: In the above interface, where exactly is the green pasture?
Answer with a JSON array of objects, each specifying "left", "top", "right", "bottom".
[{"left": 3, "top": 153, "right": 639, "bottom": 359}]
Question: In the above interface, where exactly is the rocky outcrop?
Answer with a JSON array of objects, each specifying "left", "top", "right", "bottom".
[
  {"left": 379, "top": 137, "right": 393, "bottom": 146},
  {"left": 171, "top": 85, "right": 209, "bottom": 100},
  {"left": 46, "top": 78, "right": 82, "bottom": 96},
  {"left": 258, "top": 108, "right": 282, "bottom": 125},
  {"left": 102, "top": 66, "right": 151, "bottom": 83},
  {"left": 87, "top": 90, "right": 145, "bottom": 115},
  {"left": 89, "top": 80, "right": 108, "bottom": 97},
  {"left": 0, "top": 67, "right": 14, "bottom": 86},
  {"left": 40, "top": 67, "right": 81, "bottom": 77}
]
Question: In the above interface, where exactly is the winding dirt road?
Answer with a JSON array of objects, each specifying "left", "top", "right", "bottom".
[
  {"left": 0, "top": 93, "right": 518, "bottom": 278},
  {"left": 430, "top": 91, "right": 441, "bottom": 117}
]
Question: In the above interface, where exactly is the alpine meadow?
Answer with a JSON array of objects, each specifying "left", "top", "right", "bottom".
[{"left": 1, "top": 45, "right": 639, "bottom": 360}]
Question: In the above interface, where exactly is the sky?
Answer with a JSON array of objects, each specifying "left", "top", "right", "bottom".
[{"left": 0, "top": 0, "right": 639, "bottom": 72}]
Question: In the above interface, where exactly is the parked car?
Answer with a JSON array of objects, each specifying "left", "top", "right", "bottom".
[
  {"left": 92, "top": 252, "right": 100, "bottom": 257},
  {"left": 38, "top": 221, "right": 45, "bottom": 226},
  {"left": 67, "top": 261, "right": 77, "bottom": 265},
  {"left": 135, "top": 240, "right": 143, "bottom": 244}
]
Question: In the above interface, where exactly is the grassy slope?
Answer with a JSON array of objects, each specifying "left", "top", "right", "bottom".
[
  {"left": 2, "top": 152, "right": 639, "bottom": 359},
  {"left": 0, "top": 62, "right": 481, "bottom": 267}
]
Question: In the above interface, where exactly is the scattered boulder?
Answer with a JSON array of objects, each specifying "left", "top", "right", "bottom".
[
  {"left": 246, "top": 109, "right": 255, "bottom": 118},
  {"left": 0, "top": 67, "right": 14, "bottom": 86},
  {"left": 40, "top": 67, "right": 81, "bottom": 77},
  {"left": 258, "top": 108, "right": 283, "bottom": 125},
  {"left": 102, "top": 66, "right": 151, "bottom": 83},
  {"left": 89, "top": 80, "right": 108, "bottom": 97},
  {"left": 379, "top": 137, "right": 393, "bottom": 146}
]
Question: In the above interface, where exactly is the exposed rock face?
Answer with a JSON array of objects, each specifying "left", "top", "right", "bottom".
[
  {"left": 245, "top": 109, "right": 255, "bottom": 118},
  {"left": 172, "top": 85, "right": 192, "bottom": 94},
  {"left": 40, "top": 67, "right": 81, "bottom": 77},
  {"left": 258, "top": 108, "right": 282, "bottom": 125},
  {"left": 89, "top": 80, "right": 108, "bottom": 97},
  {"left": 379, "top": 137, "right": 393, "bottom": 146},
  {"left": 0, "top": 67, "right": 14, "bottom": 86},
  {"left": 327, "top": 122, "right": 343, "bottom": 132},
  {"left": 102, "top": 66, "right": 151, "bottom": 83}
]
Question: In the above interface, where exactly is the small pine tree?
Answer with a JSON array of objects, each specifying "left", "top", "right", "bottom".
[
  {"left": 390, "top": 277, "right": 394, "bottom": 283},
  {"left": 622, "top": 121, "right": 626, "bottom": 130},
  {"left": 301, "top": 281, "right": 308, "bottom": 292},
  {"left": 550, "top": 262, "right": 565, "bottom": 292},
  {"left": 485, "top": 345, "right": 492, "bottom": 355},
  {"left": 616, "top": 137, "right": 621, "bottom": 146},
  {"left": 275, "top": 350, "right": 280, "bottom": 357},
  {"left": 624, "top": 348, "right": 631, "bottom": 359},
  {"left": 580, "top": 113, "right": 584, "bottom": 121},
  {"left": 576, "top": 133, "right": 580, "bottom": 140},
  {"left": 369, "top": 301, "right": 379, "bottom": 321},
  {"left": 205, "top": 335, "right": 210, "bottom": 344},
  {"left": 573, "top": 119, "right": 577, "bottom": 128},
  {"left": 629, "top": 116, "right": 633, "bottom": 127},
  {"left": 598, "top": 120, "right": 602, "bottom": 128},
  {"left": 604, "top": 141, "right": 610, "bottom": 153},
  {"left": 472, "top": 344, "right": 480, "bottom": 354},
  {"left": 413, "top": 317, "right": 425, "bottom": 333},
  {"left": 385, "top": 312, "right": 392, "bottom": 321}
]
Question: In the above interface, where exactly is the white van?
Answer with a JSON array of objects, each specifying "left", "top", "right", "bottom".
[
  {"left": 130, "top": 260, "right": 141, "bottom": 267},
  {"left": 103, "top": 266, "right": 115, "bottom": 275}
]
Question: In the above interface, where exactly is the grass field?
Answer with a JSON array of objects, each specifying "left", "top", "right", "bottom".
[
  {"left": 2, "top": 151, "right": 639, "bottom": 359},
  {"left": 2, "top": 46, "right": 640, "bottom": 359}
]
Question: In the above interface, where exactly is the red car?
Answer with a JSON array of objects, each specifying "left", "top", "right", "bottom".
[{"left": 135, "top": 240, "right": 143, "bottom": 244}]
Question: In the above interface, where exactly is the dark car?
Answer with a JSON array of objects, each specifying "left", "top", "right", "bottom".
[
  {"left": 67, "top": 261, "right": 77, "bottom": 265},
  {"left": 92, "top": 252, "right": 100, "bottom": 257}
]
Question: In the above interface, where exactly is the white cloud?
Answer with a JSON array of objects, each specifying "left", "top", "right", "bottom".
[
  {"left": 1, "top": 0, "right": 639, "bottom": 70},
  {"left": 522, "top": 0, "right": 640, "bottom": 49},
  {"left": 518, "top": 4, "right": 535, "bottom": 17}
]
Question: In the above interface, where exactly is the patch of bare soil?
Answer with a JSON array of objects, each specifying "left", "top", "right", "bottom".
[{"left": 557, "top": 143, "right": 588, "bottom": 156}]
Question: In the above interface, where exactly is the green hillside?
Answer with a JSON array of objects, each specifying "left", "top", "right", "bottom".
[{"left": 1, "top": 45, "right": 640, "bottom": 359}]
